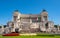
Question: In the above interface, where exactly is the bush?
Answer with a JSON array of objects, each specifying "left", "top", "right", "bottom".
[{"left": 37, "top": 33, "right": 54, "bottom": 37}]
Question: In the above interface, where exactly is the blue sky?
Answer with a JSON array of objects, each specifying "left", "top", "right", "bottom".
[{"left": 0, "top": 0, "right": 60, "bottom": 25}]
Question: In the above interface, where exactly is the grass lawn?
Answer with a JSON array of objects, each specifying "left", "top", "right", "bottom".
[{"left": 0, "top": 35, "right": 60, "bottom": 38}]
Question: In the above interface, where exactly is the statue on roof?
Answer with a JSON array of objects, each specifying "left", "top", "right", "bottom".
[
  {"left": 42, "top": 9, "right": 47, "bottom": 12},
  {"left": 14, "top": 10, "right": 19, "bottom": 12}
]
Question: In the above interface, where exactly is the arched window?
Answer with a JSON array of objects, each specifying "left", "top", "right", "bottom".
[
  {"left": 44, "top": 16, "right": 47, "bottom": 21},
  {"left": 45, "top": 23, "right": 48, "bottom": 29}
]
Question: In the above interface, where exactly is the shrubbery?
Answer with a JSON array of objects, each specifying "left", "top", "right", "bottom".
[{"left": 36, "top": 33, "right": 54, "bottom": 37}]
